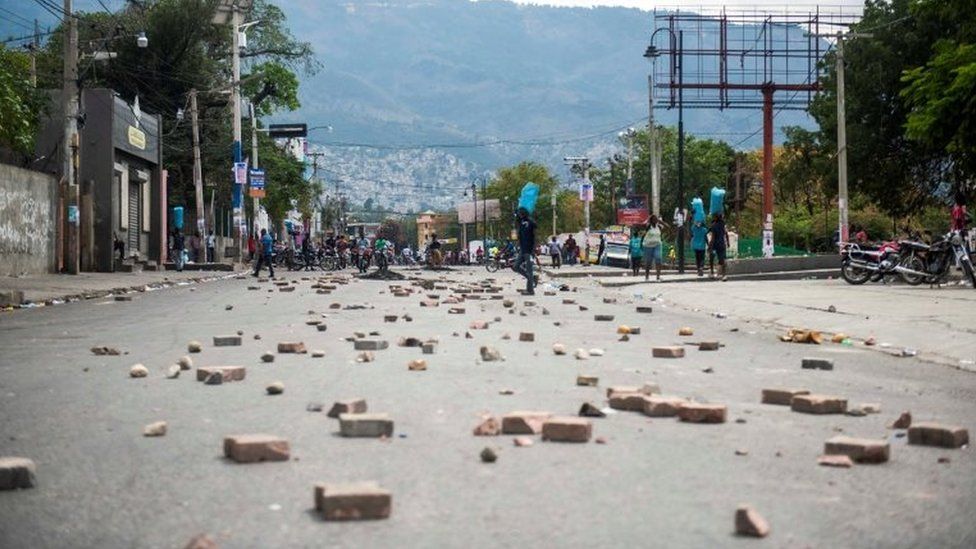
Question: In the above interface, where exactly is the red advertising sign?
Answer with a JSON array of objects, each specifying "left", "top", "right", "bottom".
[{"left": 616, "top": 194, "right": 650, "bottom": 225}]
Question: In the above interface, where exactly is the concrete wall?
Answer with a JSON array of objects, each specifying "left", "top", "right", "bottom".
[
  {"left": 726, "top": 254, "right": 837, "bottom": 275},
  {"left": 0, "top": 163, "right": 58, "bottom": 276}
]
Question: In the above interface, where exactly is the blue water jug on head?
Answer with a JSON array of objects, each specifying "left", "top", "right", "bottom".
[
  {"left": 709, "top": 187, "right": 726, "bottom": 216},
  {"left": 518, "top": 182, "right": 540, "bottom": 214},
  {"left": 172, "top": 206, "right": 184, "bottom": 230},
  {"left": 691, "top": 197, "right": 705, "bottom": 223}
]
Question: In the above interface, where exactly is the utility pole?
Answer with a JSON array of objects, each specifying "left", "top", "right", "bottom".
[
  {"left": 734, "top": 155, "right": 742, "bottom": 230},
  {"left": 189, "top": 90, "right": 206, "bottom": 239},
  {"left": 607, "top": 157, "right": 617, "bottom": 222},
  {"left": 675, "top": 29, "right": 686, "bottom": 274},
  {"left": 564, "top": 156, "right": 592, "bottom": 262},
  {"left": 551, "top": 193, "right": 557, "bottom": 237},
  {"left": 644, "top": 45, "right": 660, "bottom": 217},
  {"left": 230, "top": 3, "right": 243, "bottom": 264},
  {"left": 471, "top": 183, "right": 477, "bottom": 244},
  {"left": 28, "top": 19, "right": 38, "bottom": 86},
  {"left": 249, "top": 101, "right": 260, "bottom": 235},
  {"left": 63, "top": 0, "right": 79, "bottom": 274}
]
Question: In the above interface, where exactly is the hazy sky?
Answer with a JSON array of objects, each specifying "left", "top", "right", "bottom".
[{"left": 508, "top": 0, "right": 864, "bottom": 12}]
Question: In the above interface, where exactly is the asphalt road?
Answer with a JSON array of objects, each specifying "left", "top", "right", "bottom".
[{"left": 1, "top": 267, "right": 974, "bottom": 548}]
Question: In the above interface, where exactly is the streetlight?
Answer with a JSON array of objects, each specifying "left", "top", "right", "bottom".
[
  {"left": 645, "top": 27, "right": 685, "bottom": 274},
  {"left": 136, "top": 31, "right": 148, "bottom": 48}
]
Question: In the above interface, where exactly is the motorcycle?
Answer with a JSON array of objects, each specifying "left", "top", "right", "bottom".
[
  {"left": 839, "top": 240, "right": 904, "bottom": 285},
  {"left": 909, "top": 230, "right": 976, "bottom": 287},
  {"left": 357, "top": 247, "right": 373, "bottom": 273}
]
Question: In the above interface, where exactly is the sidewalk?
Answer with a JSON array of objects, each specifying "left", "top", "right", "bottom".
[
  {"left": 0, "top": 269, "right": 243, "bottom": 307},
  {"left": 606, "top": 278, "right": 976, "bottom": 370}
]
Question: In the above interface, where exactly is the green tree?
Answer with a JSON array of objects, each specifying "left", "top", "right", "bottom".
[
  {"left": 0, "top": 45, "right": 44, "bottom": 155},
  {"left": 901, "top": 40, "right": 976, "bottom": 190}
]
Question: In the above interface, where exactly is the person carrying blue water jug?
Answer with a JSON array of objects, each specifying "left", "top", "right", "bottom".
[{"left": 691, "top": 219, "right": 708, "bottom": 277}]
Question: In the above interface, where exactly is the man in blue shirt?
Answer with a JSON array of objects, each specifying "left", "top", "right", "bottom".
[
  {"left": 514, "top": 207, "right": 537, "bottom": 295},
  {"left": 252, "top": 228, "right": 275, "bottom": 277}
]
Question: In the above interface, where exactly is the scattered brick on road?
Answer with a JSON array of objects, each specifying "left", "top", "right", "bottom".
[
  {"left": 513, "top": 436, "right": 534, "bottom": 447},
  {"left": 473, "top": 416, "right": 501, "bottom": 436},
  {"left": 314, "top": 482, "right": 392, "bottom": 520},
  {"left": 824, "top": 435, "right": 889, "bottom": 463},
  {"left": 791, "top": 394, "right": 847, "bottom": 414},
  {"left": 223, "top": 434, "right": 290, "bottom": 463},
  {"left": 195, "top": 366, "right": 246, "bottom": 383},
  {"left": 594, "top": 314, "right": 614, "bottom": 321},
  {"left": 678, "top": 403, "right": 727, "bottom": 423},
  {"left": 260, "top": 352, "right": 275, "bottom": 363},
  {"left": 166, "top": 365, "right": 181, "bottom": 379},
  {"left": 188, "top": 340, "right": 203, "bottom": 353},
  {"left": 574, "top": 348, "right": 590, "bottom": 360},
  {"left": 801, "top": 357, "right": 834, "bottom": 370},
  {"left": 552, "top": 343, "right": 567, "bottom": 355},
  {"left": 339, "top": 413, "right": 394, "bottom": 438},
  {"left": 178, "top": 356, "right": 193, "bottom": 370},
  {"left": 0, "top": 457, "right": 37, "bottom": 490},
  {"left": 480, "top": 346, "right": 503, "bottom": 361},
  {"left": 642, "top": 396, "right": 687, "bottom": 417},
  {"left": 129, "top": 364, "right": 149, "bottom": 378},
  {"left": 609, "top": 393, "right": 650, "bottom": 412},
  {"left": 578, "top": 402, "right": 606, "bottom": 417},
  {"left": 143, "top": 421, "right": 167, "bottom": 437},
  {"left": 889, "top": 411, "right": 912, "bottom": 429},
  {"left": 735, "top": 505, "right": 770, "bottom": 538},
  {"left": 408, "top": 359, "right": 427, "bottom": 371},
  {"left": 213, "top": 335, "right": 242, "bottom": 347},
  {"left": 817, "top": 454, "right": 854, "bottom": 468},
  {"left": 636, "top": 306, "right": 653, "bottom": 313},
  {"left": 327, "top": 399, "right": 368, "bottom": 418},
  {"left": 518, "top": 332, "right": 535, "bottom": 342},
  {"left": 356, "top": 352, "right": 375, "bottom": 363},
  {"left": 698, "top": 341, "right": 720, "bottom": 351},
  {"left": 278, "top": 341, "right": 308, "bottom": 354},
  {"left": 266, "top": 381, "right": 285, "bottom": 395},
  {"left": 502, "top": 411, "right": 553, "bottom": 434},
  {"left": 761, "top": 388, "right": 811, "bottom": 406},
  {"left": 354, "top": 340, "right": 388, "bottom": 351},
  {"left": 576, "top": 375, "right": 598, "bottom": 387},
  {"left": 908, "top": 423, "right": 969, "bottom": 449},
  {"left": 542, "top": 417, "right": 592, "bottom": 442},
  {"left": 653, "top": 346, "right": 685, "bottom": 358},
  {"left": 678, "top": 327, "right": 694, "bottom": 336},
  {"left": 422, "top": 342, "right": 436, "bottom": 354}
]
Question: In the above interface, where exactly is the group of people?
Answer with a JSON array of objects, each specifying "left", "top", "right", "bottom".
[
  {"left": 628, "top": 213, "right": 730, "bottom": 281},
  {"left": 166, "top": 228, "right": 217, "bottom": 272}
]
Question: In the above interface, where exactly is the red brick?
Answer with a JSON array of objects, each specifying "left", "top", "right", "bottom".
[
  {"left": 642, "top": 396, "right": 687, "bottom": 417},
  {"left": 501, "top": 411, "right": 553, "bottom": 434},
  {"left": 761, "top": 388, "right": 810, "bottom": 406},
  {"left": 576, "top": 375, "right": 598, "bottom": 387},
  {"left": 327, "top": 399, "right": 367, "bottom": 418},
  {"left": 223, "top": 434, "right": 290, "bottom": 463},
  {"left": 314, "top": 482, "right": 391, "bottom": 520},
  {"left": 735, "top": 505, "right": 770, "bottom": 537},
  {"left": 608, "top": 393, "right": 650, "bottom": 412},
  {"left": 791, "top": 394, "right": 847, "bottom": 414},
  {"left": 908, "top": 422, "right": 969, "bottom": 449},
  {"left": 678, "top": 403, "right": 727, "bottom": 423},
  {"left": 277, "top": 341, "right": 307, "bottom": 354},
  {"left": 824, "top": 435, "right": 889, "bottom": 463},
  {"left": 653, "top": 346, "right": 685, "bottom": 358},
  {"left": 817, "top": 454, "right": 853, "bottom": 468},
  {"left": 472, "top": 416, "right": 501, "bottom": 436},
  {"left": 195, "top": 366, "right": 246, "bottom": 382},
  {"left": 541, "top": 417, "right": 592, "bottom": 442}
]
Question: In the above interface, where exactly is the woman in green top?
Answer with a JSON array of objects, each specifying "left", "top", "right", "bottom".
[
  {"left": 642, "top": 215, "right": 664, "bottom": 281},
  {"left": 690, "top": 220, "right": 708, "bottom": 277},
  {"left": 629, "top": 228, "right": 643, "bottom": 276}
]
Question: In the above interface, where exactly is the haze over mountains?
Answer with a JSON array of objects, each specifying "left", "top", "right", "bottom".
[
  {"left": 0, "top": 0, "right": 819, "bottom": 213},
  {"left": 277, "top": 0, "right": 814, "bottom": 212}
]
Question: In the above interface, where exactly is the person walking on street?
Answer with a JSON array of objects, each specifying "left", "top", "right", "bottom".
[
  {"left": 691, "top": 219, "right": 708, "bottom": 277},
  {"left": 206, "top": 230, "right": 216, "bottom": 263},
  {"left": 252, "top": 228, "right": 275, "bottom": 278},
  {"left": 642, "top": 215, "right": 664, "bottom": 281},
  {"left": 547, "top": 236, "right": 562, "bottom": 268},
  {"left": 708, "top": 214, "right": 730, "bottom": 281},
  {"left": 629, "top": 228, "right": 643, "bottom": 276},
  {"left": 173, "top": 229, "right": 186, "bottom": 272},
  {"left": 514, "top": 207, "right": 537, "bottom": 295},
  {"left": 597, "top": 234, "right": 607, "bottom": 266}
]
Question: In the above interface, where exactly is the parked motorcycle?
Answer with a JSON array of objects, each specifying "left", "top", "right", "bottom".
[
  {"left": 839, "top": 240, "right": 903, "bottom": 285},
  {"left": 909, "top": 230, "right": 976, "bottom": 286}
]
